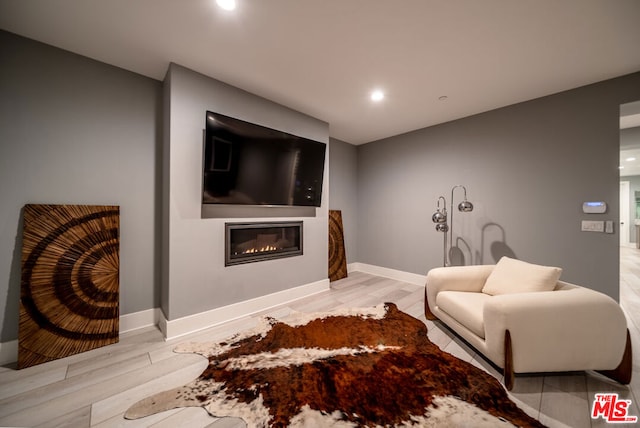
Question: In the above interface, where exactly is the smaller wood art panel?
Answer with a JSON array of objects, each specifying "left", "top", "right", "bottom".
[
  {"left": 19, "top": 204, "right": 120, "bottom": 369},
  {"left": 328, "top": 210, "right": 348, "bottom": 282}
]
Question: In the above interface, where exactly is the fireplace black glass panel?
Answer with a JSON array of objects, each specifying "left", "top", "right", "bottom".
[{"left": 225, "top": 221, "right": 303, "bottom": 266}]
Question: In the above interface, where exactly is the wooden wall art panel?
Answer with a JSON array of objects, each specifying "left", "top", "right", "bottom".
[
  {"left": 328, "top": 210, "right": 348, "bottom": 282},
  {"left": 19, "top": 204, "right": 120, "bottom": 369}
]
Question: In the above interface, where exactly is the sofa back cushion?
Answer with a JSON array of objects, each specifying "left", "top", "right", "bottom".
[{"left": 482, "top": 256, "right": 562, "bottom": 295}]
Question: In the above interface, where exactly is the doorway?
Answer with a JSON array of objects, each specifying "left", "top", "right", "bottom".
[
  {"left": 619, "top": 100, "right": 640, "bottom": 337},
  {"left": 620, "top": 181, "right": 629, "bottom": 246},
  {"left": 620, "top": 100, "right": 640, "bottom": 248}
]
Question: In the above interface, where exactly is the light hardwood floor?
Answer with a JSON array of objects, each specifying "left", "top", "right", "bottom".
[{"left": 1, "top": 255, "right": 639, "bottom": 428}]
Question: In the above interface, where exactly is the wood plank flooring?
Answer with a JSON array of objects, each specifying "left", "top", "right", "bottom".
[{"left": 1, "top": 255, "right": 639, "bottom": 427}]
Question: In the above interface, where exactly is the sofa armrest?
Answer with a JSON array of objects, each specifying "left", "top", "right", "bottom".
[
  {"left": 483, "top": 286, "right": 628, "bottom": 372},
  {"left": 425, "top": 265, "right": 494, "bottom": 319}
]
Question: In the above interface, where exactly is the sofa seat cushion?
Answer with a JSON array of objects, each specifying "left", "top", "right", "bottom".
[{"left": 436, "top": 291, "right": 492, "bottom": 339}]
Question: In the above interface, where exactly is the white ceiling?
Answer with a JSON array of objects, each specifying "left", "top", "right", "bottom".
[{"left": 1, "top": 0, "right": 640, "bottom": 145}]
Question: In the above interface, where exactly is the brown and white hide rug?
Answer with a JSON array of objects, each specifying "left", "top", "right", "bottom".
[{"left": 125, "top": 303, "right": 545, "bottom": 427}]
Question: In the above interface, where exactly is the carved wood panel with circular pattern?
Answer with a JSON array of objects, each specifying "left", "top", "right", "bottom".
[
  {"left": 19, "top": 204, "right": 120, "bottom": 369},
  {"left": 328, "top": 210, "right": 348, "bottom": 282}
]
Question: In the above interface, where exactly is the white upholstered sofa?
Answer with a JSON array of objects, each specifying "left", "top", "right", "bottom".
[{"left": 425, "top": 257, "right": 632, "bottom": 390}]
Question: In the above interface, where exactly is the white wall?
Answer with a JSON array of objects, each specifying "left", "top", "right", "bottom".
[{"left": 163, "top": 64, "right": 329, "bottom": 321}]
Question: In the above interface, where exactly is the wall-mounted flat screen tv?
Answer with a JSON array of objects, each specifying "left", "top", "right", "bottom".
[{"left": 203, "top": 111, "right": 326, "bottom": 207}]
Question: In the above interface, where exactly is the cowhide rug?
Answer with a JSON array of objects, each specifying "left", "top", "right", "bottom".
[{"left": 125, "top": 303, "right": 545, "bottom": 427}]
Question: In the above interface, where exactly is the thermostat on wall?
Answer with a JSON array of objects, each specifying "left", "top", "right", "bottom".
[{"left": 582, "top": 201, "right": 607, "bottom": 214}]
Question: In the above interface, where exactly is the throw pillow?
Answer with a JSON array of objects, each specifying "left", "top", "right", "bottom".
[{"left": 482, "top": 256, "right": 562, "bottom": 295}]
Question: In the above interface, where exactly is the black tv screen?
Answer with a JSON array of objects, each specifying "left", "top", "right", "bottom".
[{"left": 203, "top": 111, "right": 326, "bottom": 207}]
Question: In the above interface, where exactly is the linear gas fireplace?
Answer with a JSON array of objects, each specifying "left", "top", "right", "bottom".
[{"left": 225, "top": 221, "right": 303, "bottom": 266}]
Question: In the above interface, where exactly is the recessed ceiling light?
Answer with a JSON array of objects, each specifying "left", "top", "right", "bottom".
[
  {"left": 626, "top": 157, "right": 636, "bottom": 162},
  {"left": 371, "top": 90, "right": 384, "bottom": 102},
  {"left": 216, "top": 0, "right": 236, "bottom": 11}
]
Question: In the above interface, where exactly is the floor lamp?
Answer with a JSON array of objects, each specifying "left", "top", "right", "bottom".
[{"left": 431, "top": 185, "right": 474, "bottom": 266}]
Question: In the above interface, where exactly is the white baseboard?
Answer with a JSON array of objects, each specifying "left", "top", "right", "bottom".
[
  {"left": 0, "top": 279, "right": 329, "bottom": 364},
  {"left": 159, "top": 278, "right": 331, "bottom": 340},
  {"left": 348, "top": 262, "right": 426, "bottom": 286},
  {"left": 0, "top": 340, "right": 17, "bottom": 366},
  {"left": 0, "top": 265, "right": 423, "bottom": 365},
  {"left": 120, "top": 308, "right": 160, "bottom": 334},
  {"left": 0, "top": 308, "right": 162, "bottom": 366}
]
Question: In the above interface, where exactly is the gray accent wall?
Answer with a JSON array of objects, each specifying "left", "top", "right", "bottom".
[
  {"left": 329, "top": 138, "right": 358, "bottom": 264},
  {"left": 357, "top": 72, "right": 640, "bottom": 300},
  {"left": 162, "top": 64, "right": 329, "bottom": 321},
  {"left": 0, "top": 31, "right": 162, "bottom": 342}
]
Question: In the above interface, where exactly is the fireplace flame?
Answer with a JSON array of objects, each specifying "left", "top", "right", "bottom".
[{"left": 243, "top": 245, "right": 278, "bottom": 254}]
